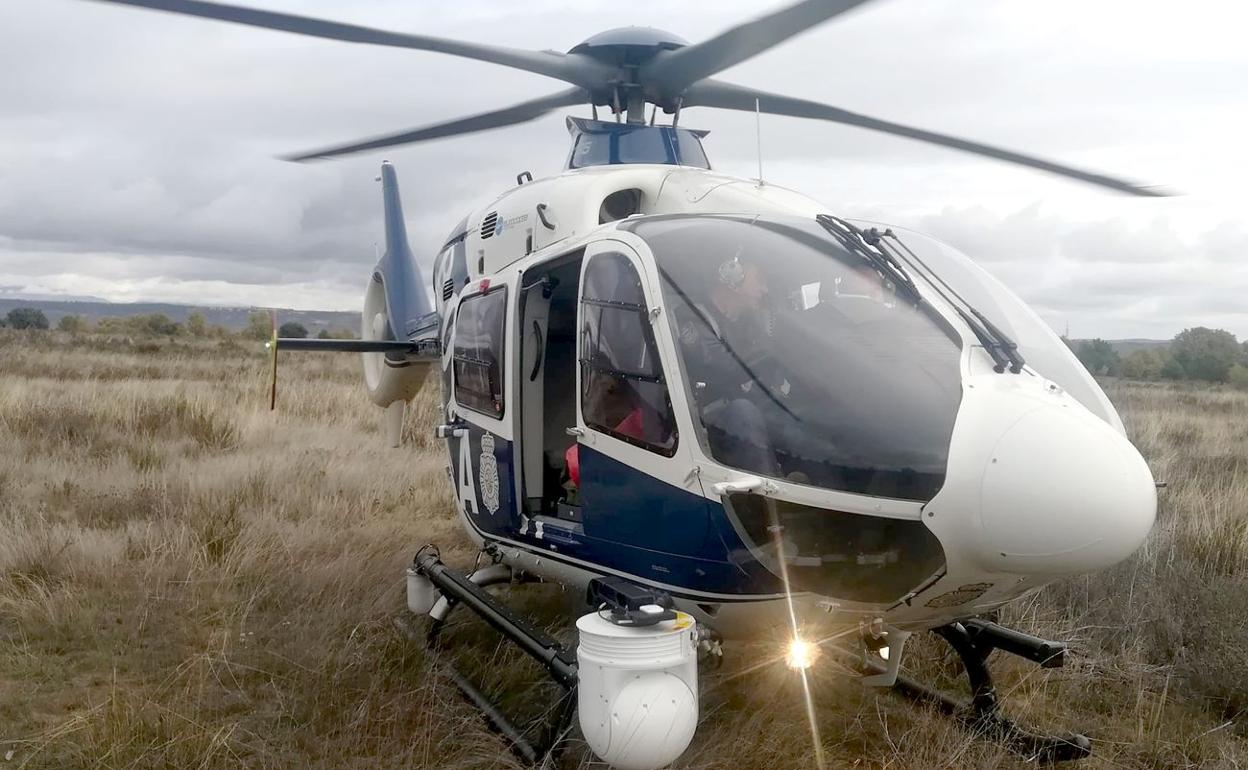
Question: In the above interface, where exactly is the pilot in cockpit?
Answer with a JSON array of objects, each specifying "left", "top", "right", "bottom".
[
  {"left": 674, "top": 253, "right": 834, "bottom": 480},
  {"left": 675, "top": 254, "right": 780, "bottom": 400}
]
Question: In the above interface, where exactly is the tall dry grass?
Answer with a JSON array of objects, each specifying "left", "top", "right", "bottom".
[{"left": 1, "top": 329, "right": 1245, "bottom": 769}]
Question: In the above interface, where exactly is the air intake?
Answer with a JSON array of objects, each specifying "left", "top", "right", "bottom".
[
  {"left": 442, "top": 278, "right": 455, "bottom": 301},
  {"left": 480, "top": 211, "right": 499, "bottom": 239}
]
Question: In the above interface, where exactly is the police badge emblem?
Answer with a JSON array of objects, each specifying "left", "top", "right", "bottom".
[{"left": 479, "top": 433, "right": 500, "bottom": 514}]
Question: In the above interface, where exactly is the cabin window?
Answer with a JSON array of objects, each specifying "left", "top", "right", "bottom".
[
  {"left": 454, "top": 287, "right": 507, "bottom": 418},
  {"left": 579, "top": 252, "right": 677, "bottom": 456}
]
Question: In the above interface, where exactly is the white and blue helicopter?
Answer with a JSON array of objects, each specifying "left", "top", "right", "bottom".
[{"left": 91, "top": 0, "right": 1162, "bottom": 766}]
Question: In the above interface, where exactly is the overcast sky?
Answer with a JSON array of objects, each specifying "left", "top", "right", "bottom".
[{"left": 1, "top": 0, "right": 1245, "bottom": 339}]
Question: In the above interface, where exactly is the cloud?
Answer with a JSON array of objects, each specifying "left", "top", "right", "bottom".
[
  {"left": 908, "top": 205, "right": 1248, "bottom": 339},
  {"left": 0, "top": 0, "right": 1244, "bottom": 336},
  {"left": 917, "top": 204, "right": 1061, "bottom": 263}
]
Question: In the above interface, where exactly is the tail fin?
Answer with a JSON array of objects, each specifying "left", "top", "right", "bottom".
[{"left": 376, "top": 161, "right": 433, "bottom": 339}]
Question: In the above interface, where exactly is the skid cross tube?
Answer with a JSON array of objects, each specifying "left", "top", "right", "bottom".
[
  {"left": 963, "top": 618, "right": 1067, "bottom": 668},
  {"left": 416, "top": 549, "right": 578, "bottom": 687},
  {"left": 413, "top": 549, "right": 578, "bottom": 764}
]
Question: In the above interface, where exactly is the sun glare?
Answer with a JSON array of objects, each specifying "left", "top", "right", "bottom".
[{"left": 786, "top": 637, "right": 819, "bottom": 670}]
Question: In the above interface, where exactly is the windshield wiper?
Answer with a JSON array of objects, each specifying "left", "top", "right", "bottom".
[
  {"left": 950, "top": 307, "right": 1022, "bottom": 373},
  {"left": 877, "top": 231, "right": 1026, "bottom": 374},
  {"left": 971, "top": 307, "right": 1024, "bottom": 373},
  {"left": 815, "top": 214, "right": 922, "bottom": 306},
  {"left": 817, "top": 213, "right": 1025, "bottom": 374}
]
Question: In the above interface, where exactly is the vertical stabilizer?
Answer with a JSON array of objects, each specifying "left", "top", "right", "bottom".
[
  {"left": 377, "top": 162, "right": 433, "bottom": 339},
  {"left": 359, "top": 163, "right": 437, "bottom": 436}
]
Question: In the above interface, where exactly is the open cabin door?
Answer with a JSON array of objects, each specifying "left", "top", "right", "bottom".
[
  {"left": 446, "top": 278, "right": 519, "bottom": 539},
  {"left": 515, "top": 249, "right": 585, "bottom": 527}
]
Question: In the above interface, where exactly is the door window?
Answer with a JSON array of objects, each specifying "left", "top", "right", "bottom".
[
  {"left": 454, "top": 287, "right": 507, "bottom": 418},
  {"left": 579, "top": 252, "right": 677, "bottom": 455}
]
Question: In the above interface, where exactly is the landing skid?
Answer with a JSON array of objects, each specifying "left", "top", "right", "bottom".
[
  {"left": 401, "top": 546, "right": 1092, "bottom": 765},
  {"left": 400, "top": 547, "right": 579, "bottom": 766},
  {"left": 867, "top": 620, "right": 1092, "bottom": 763}
]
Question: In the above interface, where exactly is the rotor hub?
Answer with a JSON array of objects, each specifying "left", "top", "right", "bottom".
[{"left": 568, "top": 27, "right": 688, "bottom": 64}]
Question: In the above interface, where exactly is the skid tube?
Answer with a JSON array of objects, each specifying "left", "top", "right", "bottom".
[
  {"left": 412, "top": 546, "right": 578, "bottom": 765},
  {"left": 866, "top": 619, "right": 1091, "bottom": 763}
]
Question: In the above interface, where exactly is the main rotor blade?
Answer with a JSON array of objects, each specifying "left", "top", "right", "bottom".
[
  {"left": 686, "top": 80, "right": 1168, "bottom": 197},
  {"left": 286, "top": 88, "right": 586, "bottom": 161},
  {"left": 85, "top": 0, "right": 599, "bottom": 87},
  {"left": 644, "top": 0, "right": 878, "bottom": 94}
]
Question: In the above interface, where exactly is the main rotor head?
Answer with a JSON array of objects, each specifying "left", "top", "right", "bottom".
[{"left": 568, "top": 26, "right": 689, "bottom": 60}]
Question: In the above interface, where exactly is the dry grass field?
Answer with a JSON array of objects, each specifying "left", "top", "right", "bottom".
[{"left": 2, "top": 328, "right": 1247, "bottom": 769}]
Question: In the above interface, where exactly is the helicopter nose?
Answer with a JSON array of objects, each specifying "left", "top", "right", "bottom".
[{"left": 971, "top": 400, "right": 1156, "bottom": 575}]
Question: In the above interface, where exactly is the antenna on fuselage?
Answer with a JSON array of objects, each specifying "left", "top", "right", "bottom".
[{"left": 755, "top": 97, "right": 765, "bottom": 187}]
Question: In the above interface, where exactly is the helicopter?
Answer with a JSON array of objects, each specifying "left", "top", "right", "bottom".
[{"left": 85, "top": 0, "right": 1162, "bottom": 767}]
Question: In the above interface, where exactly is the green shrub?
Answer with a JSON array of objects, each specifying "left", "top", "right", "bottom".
[
  {"left": 6, "top": 307, "right": 49, "bottom": 330},
  {"left": 1171, "top": 327, "right": 1240, "bottom": 382},
  {"left": 57, "top": 314, "right": 89, "bottom": 333},
  {"left": 1229, "top": 364, "right": 1248, "bottom": 390}
]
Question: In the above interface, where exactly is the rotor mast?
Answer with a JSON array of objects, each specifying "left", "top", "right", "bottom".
[{"left": 625, "top": 88, "right": 648, "bottom": 125}]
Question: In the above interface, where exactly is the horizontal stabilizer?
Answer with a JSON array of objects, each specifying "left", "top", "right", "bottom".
[{"left": 272, "top": 337, "right": 440, "bottom": 356}]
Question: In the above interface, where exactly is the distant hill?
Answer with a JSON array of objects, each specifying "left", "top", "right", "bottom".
[
  {"left": 0, "top": 297, "right": 360, "bottom": 333},
  {"left": 0, "top": 290, "right": 108, "bottom": 303},
  {"left": 0, "top": 298, "right": 1183, "bottom": 352}
]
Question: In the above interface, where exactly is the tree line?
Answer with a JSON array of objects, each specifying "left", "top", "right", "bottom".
[
  {"left": 1070, "top": 327, "right": 1248, "bottom": 386},
  {"left": 0, "top": 307, "right": 357, "bottom": 341},
  {"left": 7, "top": 305, "right": 1246, "bottom": 386}
]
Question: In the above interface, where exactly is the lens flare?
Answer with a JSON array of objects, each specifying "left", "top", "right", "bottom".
[
  {"left": 786, "top": 637, "right": 818, "bottom": 670},
  {"left": 767, "top": 502, "right": 824, "bottom": 769}
]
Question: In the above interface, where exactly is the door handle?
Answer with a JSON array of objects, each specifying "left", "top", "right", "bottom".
[
  {"left": 528, "top": 320, "right": 544, "bottom": 382},
  {"left": 565, "top": 426, "right": 585, "bottom": 437},
  {"left": 711, "top": 476, "right": 778, "bottom": 496},
  {"left": 435, "top": 421, "right": 468, "bottom": 439}
]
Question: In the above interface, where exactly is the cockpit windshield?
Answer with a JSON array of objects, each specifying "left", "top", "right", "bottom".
[{"left": 624, "top": 215, "right": 963, "bottom": 502}]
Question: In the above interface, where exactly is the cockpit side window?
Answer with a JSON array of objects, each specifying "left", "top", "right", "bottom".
[{"left": 579, "top": 252, "right": 678, "bottom": 456}]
